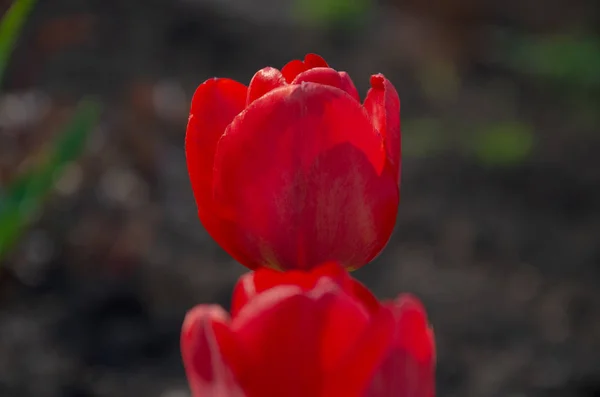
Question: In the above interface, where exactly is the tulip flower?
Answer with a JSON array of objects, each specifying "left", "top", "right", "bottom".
[
  {"left": 186, "top": 54, "right": 400, "bottom": 271},
  {"left": 181, "top": 262, "right": 435, "bottom": 397}
]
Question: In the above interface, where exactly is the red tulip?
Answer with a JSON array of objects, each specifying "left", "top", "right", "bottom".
[
  {"left": 186, "top": 54, "right": 400, "bottom": 271},
  {"left": 181, "top": 262, "right": 435, "bottom": 397}
]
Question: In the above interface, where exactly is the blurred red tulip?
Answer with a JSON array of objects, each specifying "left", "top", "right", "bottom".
[
  {"left": 186, "top": 54, "right": 400, "bottom": 271},
  {"left": 181, "top": 262, "right": 435, "bottom": 397}
]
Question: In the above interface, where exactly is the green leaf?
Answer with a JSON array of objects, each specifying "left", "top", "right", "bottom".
[
  {"left": 472, "top": 121, "right": 535, "bottom": 167},
  {"left": 0, "top": 99, "right": 101, "bottom": 258},
  {"left": 50, "top": 98, "right": 100, "bottom": 165},
  {"left": 0, "top": 0, "right": 37, "bottom": 83}
]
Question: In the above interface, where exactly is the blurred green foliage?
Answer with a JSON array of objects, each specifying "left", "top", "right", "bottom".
[
  {"left": 406, "top": 33, "right": 600, "bottom": 166},
  {"left": 0, "top": 0, "right": 100, "bottom": 259},
  {"left": 509, "top": 34, "right": 600, "bottom": 89},
  {"left": 294, "top": 0, "right": 371, "bottom": 26},
  {"left": 0, "top": 0, "right": 36, "bottom": 83},
  {"left": 470, "top": 121, "right": 535, "bottom": 167},
  {"left": 0, "top": 100, "right": 100, "bottom": 257},
  {"left": 403, "top": 118, "right": 535, "bottom": 167}
]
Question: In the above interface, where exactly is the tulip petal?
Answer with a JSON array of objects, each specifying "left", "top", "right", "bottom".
[
  {"left": 230, "top": 262, "right": 347, "bottom": 317},
  {"left": 246, "top": 67, "right": 287, "bottom": 105},
  {"left": 292, "top": 67, "right": 342, "bottom": 88},
  {"left": 186, "top": 78, "right": 260, "bottom": 268},
  {"left": 214, "top": 83, "right": 397, "bottom": 270},
  {"left": 230, "top": 262, "right": 381, "bottom": 319},
  {"left": 281, "top": 60, "right": 308, "bottom": 83},
  {"left": 392, "top": 295, "right": 436, "bottom": 364},
  {"left": 304, "top": 53, "right": 329, "bottom": 68},
  {"left": 231, "top": 280, "right": 369, "bottom": 397},
  {"left": 310, "top": 279, "right": 370, "bottom": 372},
  {"left": 324, "top": 306, "right": 395, "bottom": 397},
  {"left": 339, "top": 71, "right": 361, "bottom": 102},
  {"left": 181, "top": 305, "right": 246, "bottom": 397},
  {"left": 364, "top": 295, "right": 436, "bottom": 397},
  {"left": 281, "top": 53, "right": 329, "bottom": 82},
  {"left": 231, "top": 285, "right": 323, "bottom": 396},
  {"left": 292, "top": 67, "right": 360, "bottom": 101},
  {"left": 363, "top": 74, "right": 401, "bottom": 182},
  {"left": 346, "top": 278, "right": 382, "bottom": 315}
]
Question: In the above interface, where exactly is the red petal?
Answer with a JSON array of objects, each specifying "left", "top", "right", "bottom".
[
  {"left": 231, "top": 280, "right": 369, "bottom": 397},
  {"left": 311, "top": 279, "right": 370, "bottom": 373},
  {"left": 364, "top": 295, "right": 436, "bottom": 397},
  {"left": 391, "top": 295, "right": 435, "bottom": 363},
  {"left": 281, "top": 53, "right": 330, "bottom": 82},
  {"left": 230, "top": 262, "right": 349, "bottom": 318},
  {"left": 230, "top": 272, "right": 259, "bottom": 319},
  {"left": 181, "top": 305, "right": 246, "bottom": 397},
  {"left": 292, "top": 67, "right": 360, "bottom": 101},
  {"left": 214, "top": 83, "right": 397, "bottom": 271},
  {"left": 186, "top": 78, "right": 261, "bottom": 268},
  {"left": 292, "top": 67, "right": 342, "bottom": 88},
  {"left": 231, "top": 285, "right": 323, "bottom": 396},
  {"left": 281, "top": 59, "right": 308, "bottom": 83},
  {"left": 304, "top": 53, "right": 329, "bottom": 68},
  {"left": 345, "top": 278, "right": 382, "bottom": 315},
  {"left": 363, "top": 74, "right": 401, "bottom": 183},
  {"left": 339, "top": 71, "right": 361, "bottom": 102},
  {"left": 324, "top": 306, "right": 395, "bottom": 397},
  {"left": 246, "top": 67, "right": 287, "bottom": 105}
]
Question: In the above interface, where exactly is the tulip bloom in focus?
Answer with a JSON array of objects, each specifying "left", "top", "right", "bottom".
[
  {"left": 181, "top": 262, "right": 435, "bottom": 397},
  {"left": 186, "top": 54, "right": 400, "bottom": 271}
]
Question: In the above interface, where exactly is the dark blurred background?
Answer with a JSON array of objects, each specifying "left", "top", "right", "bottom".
[{"left": 0, "top": 0, "right": 599, "bottom": 396}]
